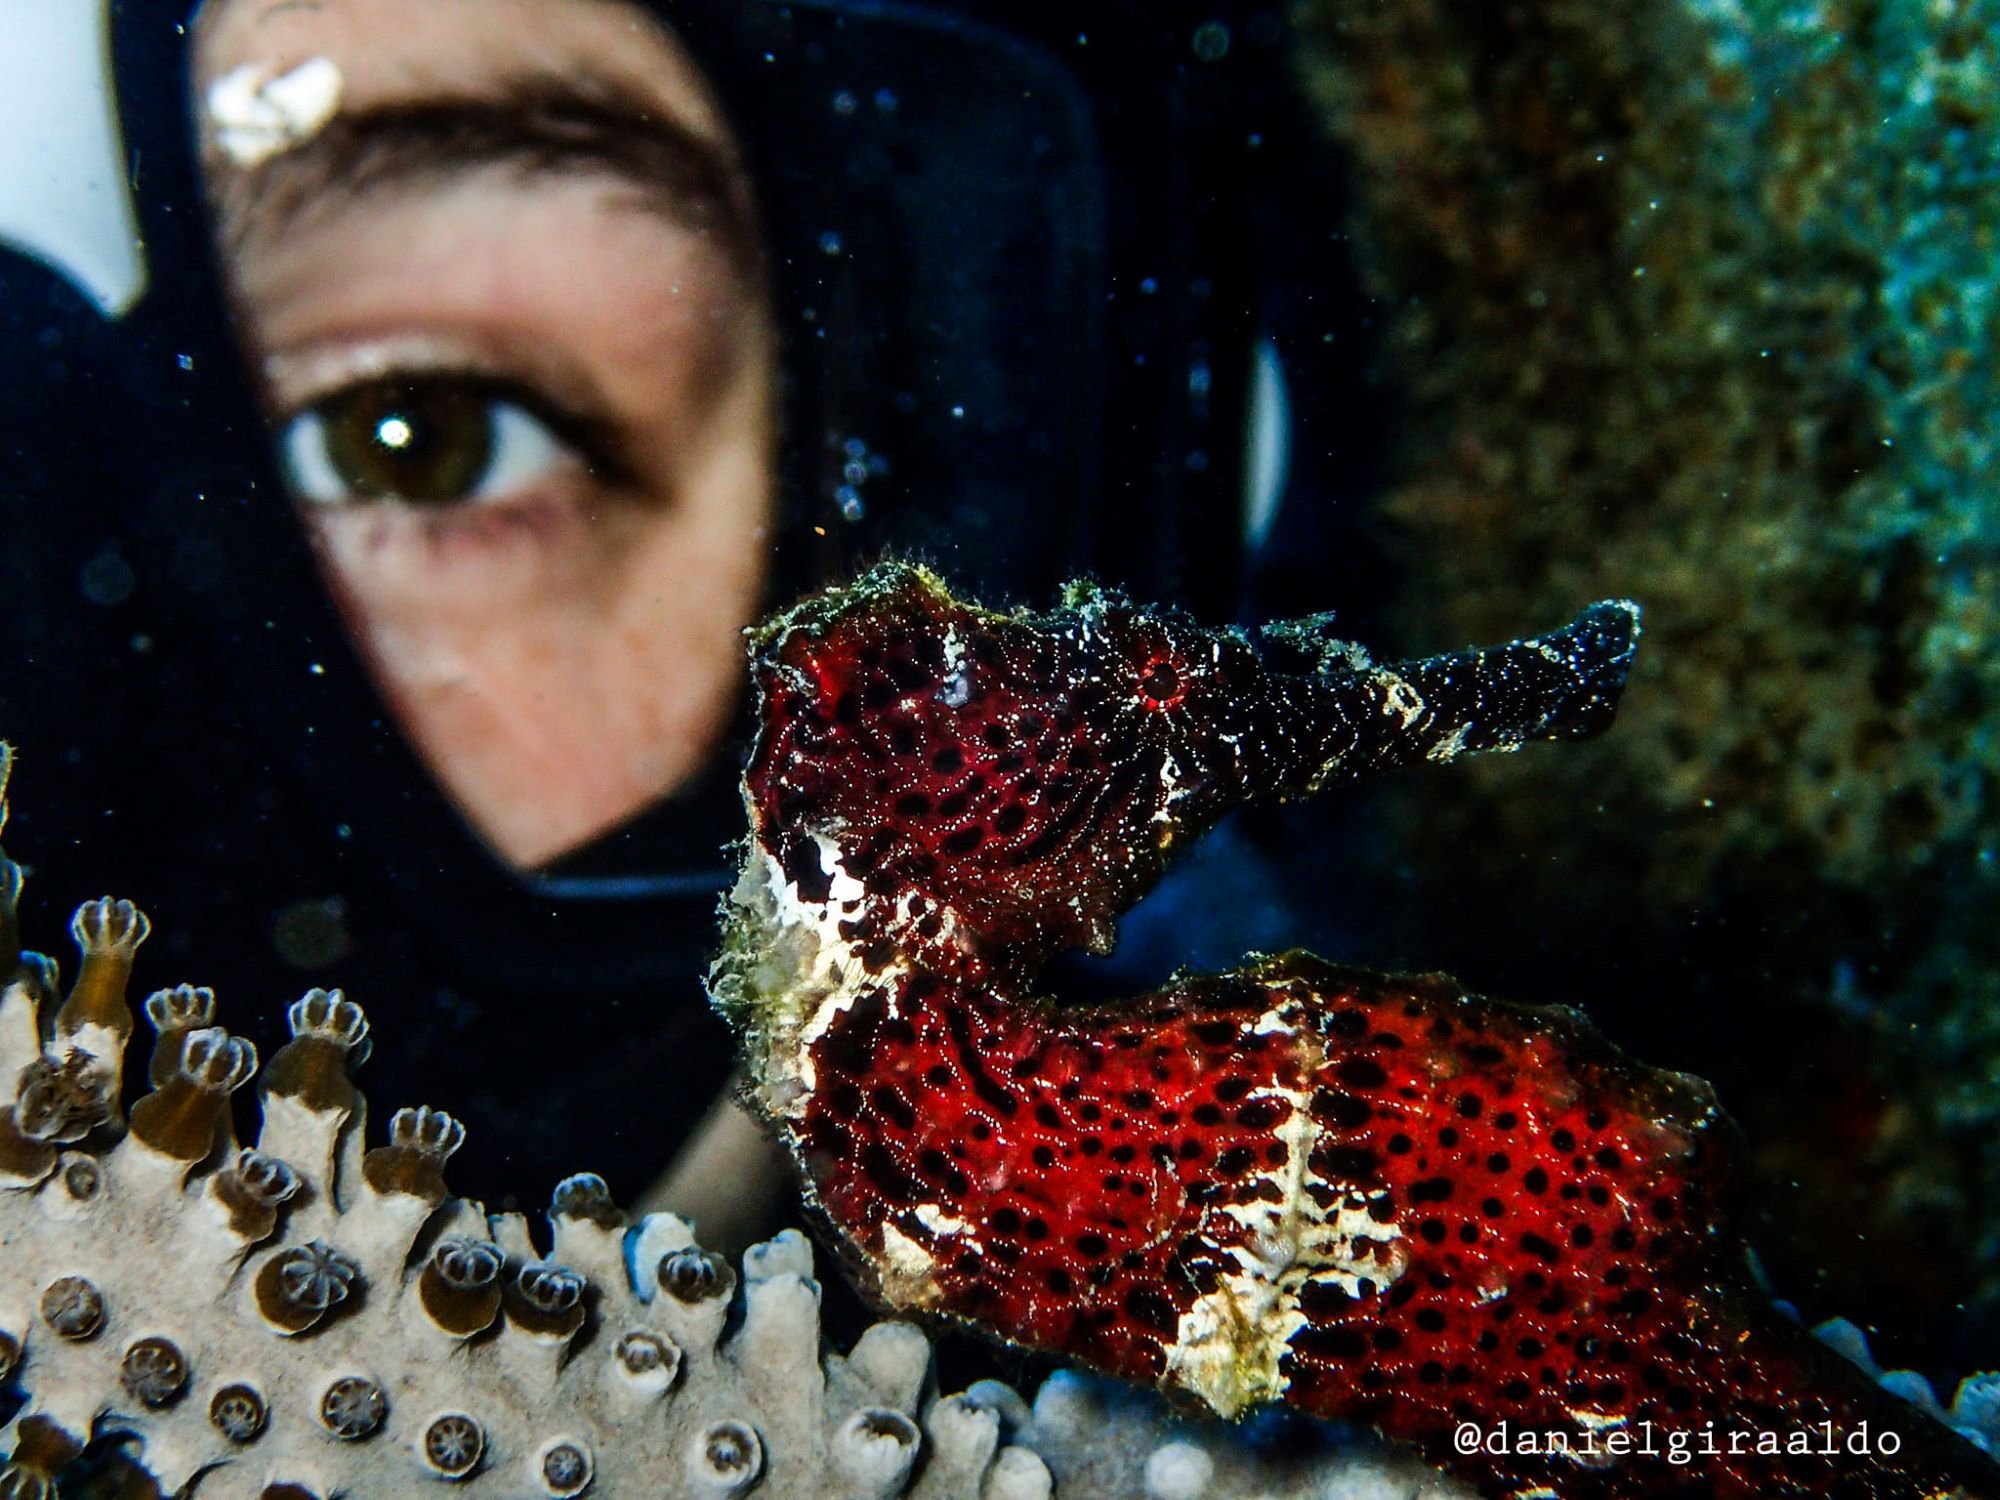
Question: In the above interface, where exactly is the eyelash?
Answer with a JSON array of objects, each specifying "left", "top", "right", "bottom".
[{"left": 274, "top": 370, "right": 636, "bottom": 511}]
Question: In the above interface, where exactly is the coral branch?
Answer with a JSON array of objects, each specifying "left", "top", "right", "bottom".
[{"left": 0, "top": 861, "right": 1058, "bottom": 1498}]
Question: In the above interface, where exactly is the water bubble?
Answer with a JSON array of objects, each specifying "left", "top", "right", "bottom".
[
  {"left": 273, "top": 897, "right": 352, "bottom": 969},
  {"left": 842, "top": 436, "right": 869, "bottom": 460},
  {"left": 835, "top": 486, "right": 866, "bottom": 522},
  {"left": 819, "top": 231, "right": 844, "bottom": 257},
  {"left": 843, "top": 460, "right": 869, "bottom": 485},
  {"left": 1191, "top": 21, "right": 1231, "bottom": 60},
  {"left": 874, "top": 87, "right": 899, "bottom": 112},
  {"left": 1140, "top": 277, "right": 1159, "bottom": 295},
  {"left": 832, "top": 90, "right": 858, "bottom": 115},
  {"left": 81, "top": 548, "right": 134, "bottom": 607},
  {"left": 951, "top": 405, "right": 966, "bottom": 419}
]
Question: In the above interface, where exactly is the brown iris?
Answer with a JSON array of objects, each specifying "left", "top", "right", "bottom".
[{"left": 316, "top": 378, "right": 495, "bottom": 504}]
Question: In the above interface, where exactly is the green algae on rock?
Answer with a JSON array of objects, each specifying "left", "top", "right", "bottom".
[{"left": 1293, "top": 0, "right": 2000, "bottom": 1366}]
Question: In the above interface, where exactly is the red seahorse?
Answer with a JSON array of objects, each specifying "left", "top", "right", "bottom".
[{"left": 711, "top": 561, "right": 2000, "bottom": 1499}]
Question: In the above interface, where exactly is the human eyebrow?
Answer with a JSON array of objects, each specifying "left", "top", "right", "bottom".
[{"left": 209, "top": 72, "right": 758, "bottom": 266}]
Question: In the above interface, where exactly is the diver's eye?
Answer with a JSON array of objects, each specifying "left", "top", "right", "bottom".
[{"left": 280, "top": 377, "right": 568, "bottom": 506}]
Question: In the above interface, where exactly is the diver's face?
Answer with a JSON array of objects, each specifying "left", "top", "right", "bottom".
[{"left": 194, "top": 0, "right": 778, "bottom": 869}]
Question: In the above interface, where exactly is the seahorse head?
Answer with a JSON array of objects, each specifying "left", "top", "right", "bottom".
[
  {"left": 711, "top": 561, "right": 1638, "bottom": 1101},
  {"left": 732, "top": 561, "right": 1299, "bottom": 978}
]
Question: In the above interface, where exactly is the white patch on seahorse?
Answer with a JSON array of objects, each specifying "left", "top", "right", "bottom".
[
  {"left": 877, "top": 1219, "right": 941, "bottom": 1305},
  {"left": 1161, "top": 1002, "right": 1408, "bottom": 1419},
  {"left": 1380, "top": 673, "right": 1426, "bottom": 730},
  {"left": 721, "top": 811, "right": 976, "bottom": 1126},
  {"left": 938, "top": 629, "right": 969, "bottom": 707},
  {"left": 1153, "top": 751, "right": 1187, "bottom": 825},
  {"left": 914, "top": 1203, "right": 968, "bottom": 1238},
  {"left": 1426, "top": 721, "right": 1473, "bottom": 763},
  {"left": 783, "top": 836, "right": 919, "bottom": 1097},
  {"left": 722, "top": 832, "right": 912, "bottom": 1118}
]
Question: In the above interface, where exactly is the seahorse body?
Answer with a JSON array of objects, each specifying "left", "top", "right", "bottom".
[{"left": 712, "top": 562, "right": 2000, "bottom": 1498}]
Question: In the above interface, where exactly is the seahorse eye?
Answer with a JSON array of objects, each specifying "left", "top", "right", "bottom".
[{"left": 1136, "top": 656, "right": 1185, "bottom": 711}]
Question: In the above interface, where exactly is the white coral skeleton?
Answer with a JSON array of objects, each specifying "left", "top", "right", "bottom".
[{"left": 0, "top": 744, "right": 1048, "bottom": 1500}]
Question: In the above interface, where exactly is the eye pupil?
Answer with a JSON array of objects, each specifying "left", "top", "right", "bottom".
[{"left": 321, "top": 379, "right": 495, "bottom": 504}]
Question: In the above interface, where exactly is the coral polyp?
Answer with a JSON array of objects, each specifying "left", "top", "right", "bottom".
[
  {"left": 0, "top": 748, "right": 1071, "bottom": 1500},
  {"left": 715, "top": 562, "right": 2000, "bottom": 1497}
]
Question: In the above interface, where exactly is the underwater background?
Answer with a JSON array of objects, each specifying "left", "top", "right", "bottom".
[
  {"left": 1283, "top": 0, "right": 2000, "bottom": 1385},
  {"left": 5, "top": 1, "right": 2000, "bottom": 1491}
]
